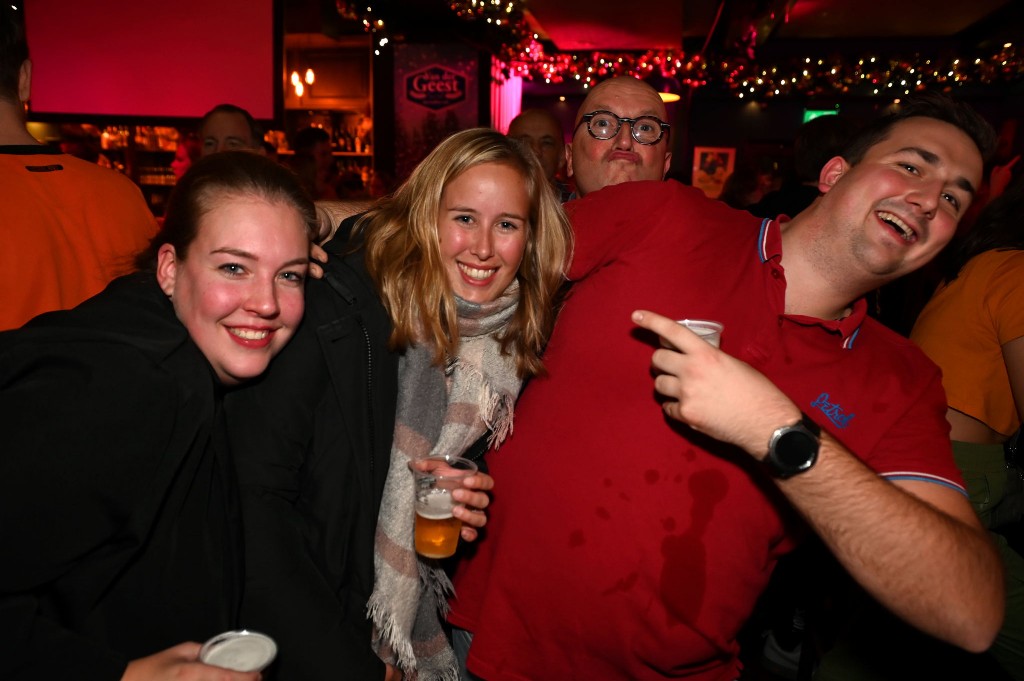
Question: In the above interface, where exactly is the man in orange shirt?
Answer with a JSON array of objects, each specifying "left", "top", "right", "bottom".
[{"left": 0, "top": 5, "right": 156, "bottom": 330}]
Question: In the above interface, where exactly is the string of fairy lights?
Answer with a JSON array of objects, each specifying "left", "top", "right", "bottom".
[{"left": 340, "top": 1, "right": 1023, "bottom": 99}]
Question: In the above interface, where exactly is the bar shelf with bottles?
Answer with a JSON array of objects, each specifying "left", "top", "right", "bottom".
[
  {"left": 273, "top": 111, "right": 374, "bottom": 156},
  {"left": 273, "top": 110, "right": 381, "bottom": 197},
  {"left": 98, "top": 125, "right": 179, "bottom": 215}
]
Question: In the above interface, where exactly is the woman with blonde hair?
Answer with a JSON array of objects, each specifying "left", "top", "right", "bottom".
[
  {"left": 360, "top": 126, "right": 567, "bottom": 377},
  {"left": 228, "top": 128, "right": 572, "bottom": 681}
]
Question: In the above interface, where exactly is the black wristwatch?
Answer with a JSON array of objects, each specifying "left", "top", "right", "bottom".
[{"left": 765, "top": 412, "right": 821, "bottom": 478}]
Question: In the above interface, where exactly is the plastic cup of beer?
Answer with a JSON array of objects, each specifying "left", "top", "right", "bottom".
[
  {"left": 409, "top": 455, "right": 478, "bottom": 559},
  {"left": 663, "top": 318, "right": 723, "bottom": 349}
]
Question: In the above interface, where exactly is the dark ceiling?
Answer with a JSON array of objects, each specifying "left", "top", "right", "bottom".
[
  {"left": 524, "top": 0, "right": 1017, "bottom": 52},
  {"left": 298, "top": 1, "right": 1022, "bottom": 54}
]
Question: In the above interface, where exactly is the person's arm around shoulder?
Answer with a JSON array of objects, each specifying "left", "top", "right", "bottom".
[
  {"left": 315, "top": 201, "right": 372, "bottom": 243},
  {"left": 632, "top": 309, "right": 1005, "bottom": 652}
]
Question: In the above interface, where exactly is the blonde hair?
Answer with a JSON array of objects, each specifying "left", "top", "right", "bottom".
[{"left": 359, "top": 127, "right": 572, "bottom": 378}]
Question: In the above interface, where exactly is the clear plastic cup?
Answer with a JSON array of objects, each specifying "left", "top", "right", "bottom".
[
  {"left": 199, "top": 630, "right": 277, "bottom": 672},
  {"left": 660, "top": 318, "right": 724, "bottom": 349},
  {"left": 409, "top": 455, "right": 477, "bottom": 559}
]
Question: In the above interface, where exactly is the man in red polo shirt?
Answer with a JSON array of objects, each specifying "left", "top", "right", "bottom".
[{"left": 448, "top": 85, "right": 1004, "bottom": 680}]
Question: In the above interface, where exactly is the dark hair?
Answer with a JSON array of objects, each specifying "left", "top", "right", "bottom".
[
  {"left": 508, "top": 108, "right": 564, "bottom": 136},
  {"left": 719, "top": 163, "right": 763, "bottom": 209},
  {"left": 794, "top": 115, "right": 858, "bottom": 182},
  {"left": 0, "top": 4, "right": 28, "bottom": 103},
  {"left": 135, "top": 151, "right": 315, "bottom": 270},
  {"left": 178, "top": 132, "right": 202, "bottom": 163},
  {"left": 841, "top": 92, "right": 996, "bottom": 167},
  {"left": 942, "top": 170, "right": 1024, "bottom": 282},
  {"left": 292, "top": 126, "right": 331, "bottom": 155},
  {"left": 200, "top": 103, "right": 262, "bottom": 147}
]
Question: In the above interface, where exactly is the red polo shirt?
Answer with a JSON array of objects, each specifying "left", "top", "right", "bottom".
[{"left": 448, "top": 180, "right": 963, "bottom": 680}]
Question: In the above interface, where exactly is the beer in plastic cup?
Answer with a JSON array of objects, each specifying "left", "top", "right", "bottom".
[{"left": 409, "top": 455, "right": 477, "bottom": 559}]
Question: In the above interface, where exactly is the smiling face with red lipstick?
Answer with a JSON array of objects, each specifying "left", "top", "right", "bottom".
[
  {"left": 437, "top": 162, "right": 529, "bottom": 304},
  {"left": 156, "top": 195, "right": 310, "bottom": 385}
]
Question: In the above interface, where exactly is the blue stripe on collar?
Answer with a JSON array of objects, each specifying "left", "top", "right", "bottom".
[
  {"left": 842, "top": 326, "right": 861, "bottom": 350},
  {"left": 757, "top": 218, "right": 772, "bottom": 263}
]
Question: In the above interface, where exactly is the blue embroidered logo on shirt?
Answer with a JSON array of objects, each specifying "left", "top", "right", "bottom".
[{"left": 810, "top": 393, "right": 854, "bottom": 429}]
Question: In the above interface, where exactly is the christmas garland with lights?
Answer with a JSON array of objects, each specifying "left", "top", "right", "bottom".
[{"left": 340, "top": 1, "right": 1023, "bottom": 99}]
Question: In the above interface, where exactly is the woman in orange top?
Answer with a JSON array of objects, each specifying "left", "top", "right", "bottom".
[{"left": 912, "top": 171, "right": 1024, "bottom": 680}]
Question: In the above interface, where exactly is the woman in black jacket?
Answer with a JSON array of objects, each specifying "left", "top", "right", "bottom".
[{"left": 0, "top": 151, "right": 315, "bottom": 681}]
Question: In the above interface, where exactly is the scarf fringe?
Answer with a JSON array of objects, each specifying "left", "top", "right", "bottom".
[
  {"left": 484, "top": 388, "right": 515, "bottom": 449},
  {"left": 422, "top": 560, "right": 455, "bottom": 614},
  {"left": 369, "top": 560, "right": 457, "bottom": 681},
  {"left": 368, "top": 588, "right": 417, "bottom": 672},
  {"left": 452, "top": 360, "right": 516, "bottom": 449}
]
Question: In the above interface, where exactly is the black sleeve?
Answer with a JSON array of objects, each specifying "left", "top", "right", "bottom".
[
  {"left": 460, "top": 431, "right": 491, "bottom": 474},
  {"left": 323, "top": 213, "right": 366, "bottom": 251},
  {"left": 0, "top": 340, "right": 179, "bottom": 680}
]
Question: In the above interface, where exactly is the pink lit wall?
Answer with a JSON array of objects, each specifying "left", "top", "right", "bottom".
[
  {"left": 490, "top": 58, "right": 521, "bottom": 134},
  {"left": 24, "top": 0, "right": 276, "bottom": 120}
]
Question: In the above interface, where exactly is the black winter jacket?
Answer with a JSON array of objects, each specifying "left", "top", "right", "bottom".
[
  {"left": 0, "top": 274, "right": 239, "bottom": 680},
  {"left": 226, "top": 241, "right": 399, "bottom": 680}
]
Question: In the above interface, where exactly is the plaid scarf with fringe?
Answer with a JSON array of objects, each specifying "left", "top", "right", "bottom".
[{"left": 368, "top": 281, "right": 522, "bottom": 680}]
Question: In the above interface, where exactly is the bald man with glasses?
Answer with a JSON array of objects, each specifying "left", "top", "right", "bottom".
[{"left": 566, "top": 77, "right": 673, "bottom": 197}]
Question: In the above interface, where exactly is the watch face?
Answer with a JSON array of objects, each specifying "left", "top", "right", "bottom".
[
  {"left": 776, "top": 430, "right": 818, "bottom": 468},
  {"left": 769, "top": 419, "right": 820, "bottom": 477}
]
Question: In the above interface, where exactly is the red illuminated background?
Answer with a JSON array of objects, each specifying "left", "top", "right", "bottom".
[{"left": 24, "top": 0, "right": 277, "bottom": 121}]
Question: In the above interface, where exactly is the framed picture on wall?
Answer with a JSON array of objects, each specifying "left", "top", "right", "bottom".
[{"left": 692, "top": 147, "right": 735, "bottom": 199}]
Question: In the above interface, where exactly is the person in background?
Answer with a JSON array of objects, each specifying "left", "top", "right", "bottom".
[
  {"left": 225, "top": 128, "right": 571, "bottom": 681},
  {"left": 199, "top": 103, "right": 263, "bottom": 156},
  {"left": 0, "top": 151, "right": 315, "bottom": 681},
  {"left": 718, "top": 161, "right": 767, "bottom": 210},
  {"left": 58, "top": 123, "right": 103, "bottom": 163},
  {"left": 291, "top": 125, "right": 339, "bottom": 200},
  {"left": 170, "top": 132, "right": 201, "bottom": 181},
  {"left": 261, "top": 139, "right": 280, "bottom": 163},
  {"left": 449, "top": 85, "right": 1003, "bottom": 681},
  {"left": 0, "top": 4, "right": 157, "bottom": 330},
  {"left": 507, "top": 108, "right": 570, "bottom": 201},
  {"left": 750, "top": 113, "right": 858, "bottom": 220},
  {"left": 960, "top": 119, "right": 1020, "bottom": 232},
  {"left": 907, "top": 171, "right": 1024, "bottom": 680},
  {"left": 564, "top": 76, "right": 673, "bottom": 198}
]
